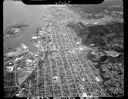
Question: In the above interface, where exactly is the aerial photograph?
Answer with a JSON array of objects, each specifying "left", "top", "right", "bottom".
[{"left": 3, "top": 0, "right": 123, "bottom": 98}]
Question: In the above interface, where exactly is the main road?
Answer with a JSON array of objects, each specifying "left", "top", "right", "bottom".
[
  {"left": 4, "top": 5, "right": 105, "bottom": 98},
  {"left": 33, "top": 5, "right": 105, "bottom": 97}
]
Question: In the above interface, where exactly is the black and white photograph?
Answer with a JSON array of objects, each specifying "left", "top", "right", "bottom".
[{"left": 3, "top": 0, "right": 124, "bottom": 98}]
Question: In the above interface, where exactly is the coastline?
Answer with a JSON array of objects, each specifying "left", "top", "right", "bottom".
[{"left": 4, "top": 23, "right": 29, "bottom": 42}]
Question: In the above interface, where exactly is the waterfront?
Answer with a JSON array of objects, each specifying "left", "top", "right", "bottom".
[
  {"left": 4, "top": 0, "right": 123, "bottom": 98},
  {"left": 4, "top": 1, "right": 51, "bottom": 53}
]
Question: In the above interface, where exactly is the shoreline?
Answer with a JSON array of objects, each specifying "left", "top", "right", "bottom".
[{"left": 4, "top": 23, "right": 29, "bottom": 41}]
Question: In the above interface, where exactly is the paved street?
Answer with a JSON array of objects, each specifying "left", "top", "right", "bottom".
[
  {"left": 4, "top": 5, "right": 123, "bottom": 98},
  {"left": 19, "top": 6, "right": 104, "bottom": 98}
]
